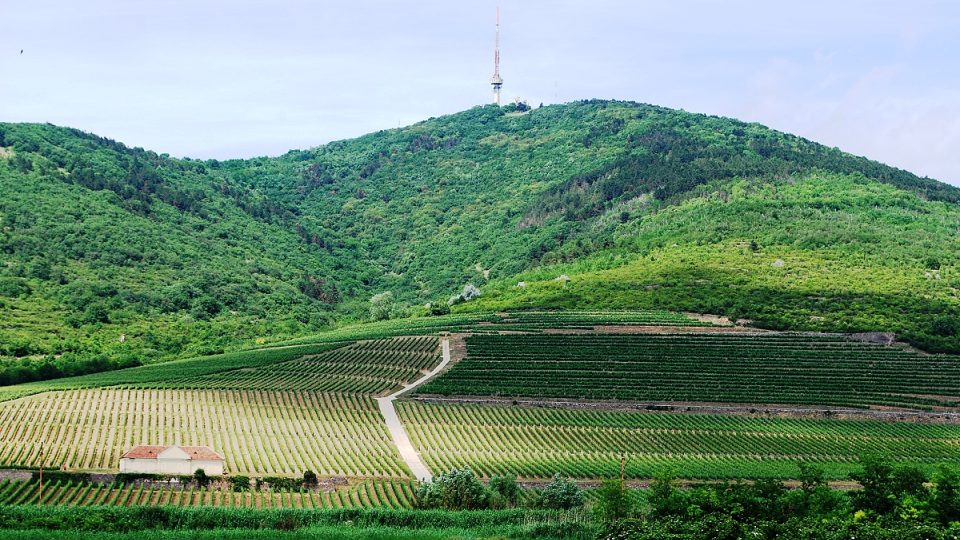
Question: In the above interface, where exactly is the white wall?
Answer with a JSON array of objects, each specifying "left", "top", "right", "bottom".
[{"left": 120, "top": 458, "right": 223, "bottom": 476}]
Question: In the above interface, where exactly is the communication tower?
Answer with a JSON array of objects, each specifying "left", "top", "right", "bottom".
[{"left": 491, "top": 7, "right": 503, "bottom": 105}]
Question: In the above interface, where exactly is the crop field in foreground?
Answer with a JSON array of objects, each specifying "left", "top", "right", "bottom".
[
  {"left": 397, "top": 401, "right": 960, "bottom": 480},
  {"left": 0, "top": 389, "right": 408, "bottom": 477},
  {"left": 419, "top": 333, "right": 960, "bottom": 409},
  {"left": 160, "top": 337, "right": 440, "bottom": 394},
  {"left": 0, "top": 479, "right": 417, "bottom": 509}
]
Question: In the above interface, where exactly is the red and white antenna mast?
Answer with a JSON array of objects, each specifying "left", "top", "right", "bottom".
[{"left": 490, "top": 6, "right": 503, "bottom": 105}]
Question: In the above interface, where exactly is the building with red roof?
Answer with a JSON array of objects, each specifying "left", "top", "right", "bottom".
[{"left": 119, "top": 445, "right": 224, "bottom": 476}]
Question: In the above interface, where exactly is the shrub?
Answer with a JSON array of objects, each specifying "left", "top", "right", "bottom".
[
  {"left": 230, "top": 475, "right": 250, "bottom": 492},
  {"left": 489, "top": 474, "right": 520, "bottom": 507},
  {"left": 594, "top": 478, "right": 632, "bottom": 523},
  {"left": 429, "top": 302, "right": 451, "bottom": 316},
  {"left": 262, "top": 476, "right": 302, "bottom": 491},
  {"left": 415, "top": 467, "right": 490, "bottom": 510},
  {"left": 369, "top": 292, "right": 396, "bottom": 321},
  {"left": 303, "top": 470, "right": 318, "bottom": 487},
  {"left": 932, "top": 466, "right": 960, "bottom": 525},
  {"left": 447, "top": 284, "right": 481, "bottom": 306},
  {"left": 193, "top": 468, "right": 209, "bottom": 488},
  {"left": 536, "top": 473, "right": 583, "bottom": 510}
]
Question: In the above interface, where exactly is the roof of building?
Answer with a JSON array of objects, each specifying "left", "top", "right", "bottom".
[{"left": 121, "top": 445, "right": 223, "bottom": 461}]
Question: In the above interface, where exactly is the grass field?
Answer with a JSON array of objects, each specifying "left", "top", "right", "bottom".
[
  {"left": 0, "top": 389, "right": 408, "bottom": 477},
  {"left": 418, "top": 333, "right": 960, "bottom": 409},
  {"left": 397, "top": 401, "right": 960, "bottom": 480}
]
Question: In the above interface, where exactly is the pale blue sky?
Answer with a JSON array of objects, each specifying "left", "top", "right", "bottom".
[{"left": 1, "top": 0, "right": 958, "bottom": 185}]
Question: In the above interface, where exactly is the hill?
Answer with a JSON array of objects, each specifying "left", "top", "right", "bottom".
[{"left": 2, "top": 100, "right": 960, "bottom": 385}]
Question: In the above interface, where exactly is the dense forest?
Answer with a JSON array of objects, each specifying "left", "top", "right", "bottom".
[{"left": 2, "top": 100, "right": 959, "bottom": 383}]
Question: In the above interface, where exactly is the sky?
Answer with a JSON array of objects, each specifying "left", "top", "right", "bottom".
[{"left": 1, "top": 0, "right": 958, "bottom": 185}]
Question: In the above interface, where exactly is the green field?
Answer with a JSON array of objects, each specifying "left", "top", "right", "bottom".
[
  {"left": 0, "top": 389, "right": 407, "bottom": 477},
  {"left": 161, "top": 337, "right": 440, "bottom": 394},
  {"left": 0, "top": 478, "right": 418, "bottom": 509},
  {"left": 418, "top": 333, "right": 960, "bottom": 409},
  {"left": 398, "top": 401, "right": 960, "bottom": 480},
  {"left": 0, "top": 343, "right": 346, "bottom": 402}
]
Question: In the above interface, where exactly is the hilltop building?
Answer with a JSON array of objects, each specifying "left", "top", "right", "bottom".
[{"left": 119, "top": 445, "right": 224, "bottom": 476}]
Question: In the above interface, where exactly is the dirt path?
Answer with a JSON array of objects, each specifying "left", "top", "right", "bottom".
[{"left": 376, "top": 339, "right": 451, "bottom": 481}]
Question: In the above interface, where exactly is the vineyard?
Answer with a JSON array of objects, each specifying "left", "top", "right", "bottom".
[
  {"left": 0, "top": 479, "right": 417, "bottom": 509},
  {"left": 475, "top": 310, "right": 713, "bottom": 330},
  {"left": 0, "top": 389, "right": 409, "bottom": 477},
  {"left": 0, "top": 343, "right": 346, "bottom": 402},
  {"left": 278, "top": 310, "right": 710, "bottom": 346},
  {"left": 418, "top": 333, "right": 960, "bottom": 409},
  {"left": 161, "top": 337, "right": 441, "bottom": 394},
  {"left": 397, "top": 401, "right": 960, "bottom": 480}
]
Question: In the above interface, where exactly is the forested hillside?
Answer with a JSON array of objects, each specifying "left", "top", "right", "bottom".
[{"left": 2, "top": 100, "right": 959, "bottom": 384}]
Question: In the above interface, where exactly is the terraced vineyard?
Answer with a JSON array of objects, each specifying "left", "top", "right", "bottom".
[
  {"left": 484, "top": 310, "right": 713, "bottom": 330},
  {"left": 0, "top": 389, "right": 408, "bottom": 477},
  {"left": 278, "top": 310, "right": 710, "bottom": 346},
  {"left": 0, "top": 479, "right": 417, "bottom": 509},
  {"left": 164, "top": 337, "right": 440, "bottom": 394},
  {"left": 398, "top": 401, "right": 960, "bottom": 480},
  {"left": 0, "top": 343, "right": 346, "bottom": 402},
  {"left": 418, "top": 333, "right": 960, "bottom": 409}
]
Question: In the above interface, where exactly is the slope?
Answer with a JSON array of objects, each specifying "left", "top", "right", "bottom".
[
  {"left": 2, "top": 100, "right": 960, "bottom": 388},
  {"left": 0, "top": 123, "right": 344, "bottom": 383}
]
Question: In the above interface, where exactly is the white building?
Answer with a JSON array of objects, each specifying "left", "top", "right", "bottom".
[{"left": 119, "top": 445, "right": 224, "bottom": 476}]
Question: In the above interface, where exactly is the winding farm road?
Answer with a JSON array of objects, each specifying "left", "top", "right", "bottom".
[{"left": 376, "top": 338, "right": 451, "bottom": 481}]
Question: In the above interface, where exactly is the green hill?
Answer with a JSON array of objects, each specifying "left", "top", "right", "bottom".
[{"left": 2, "top": 100, "right": 959, "bottom": 384}]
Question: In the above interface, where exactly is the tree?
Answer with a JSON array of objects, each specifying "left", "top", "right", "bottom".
[
  {"left": 849, "top": 456, "right": 927, "bottom": 516},
  {"left": 489, "top": 474, "right": 520, "bottom": 507},
  {"left": 537, "top": 473, "right": 584, "bottom": 510},
  {"left": 932, "top": 466, "right": 960, "bottom": 525},
  {"left": 193, "top": 468, "right": 209, "bottom": 488},
  {"left": 798, "top": 462, "right": 826, "bottom": 494},
  {"left": 82, "top": 303, "right": 110, "bottom": 325},
  {"left": 647, "top": 471, "right": 687, "bottom": 518},
  {"left": 415, "top": 467, "right": 490, "bottom": 510},
  {"left": 850, "top": 455, "right": 895, "bottom": 514},
  {"left": 448, "top": 284, "right": 481, "bottom": 306},
  {"left": 369, "top": 291, "right": 396, "bottom": 321},
  {"left": 429, "top": 302, "right": 450, "bottom": 316},
  {"left": 303, "top": 470, "right": 318, "bottom": 487},
  {"left": 595, "top": 478, "right": 632, "bottom": 523}
]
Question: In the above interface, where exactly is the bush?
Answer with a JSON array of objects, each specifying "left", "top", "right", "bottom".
[
  {"left": 595, "top": 478, "right": 632, "bottom": 523},
  {"left": 447, "top": 284, "right": 481, "bottom": 306},
  {"left": 193, "top": 468, "right": 209, "bottom": 488},
  {"left": 230, "top": 475, "right": 250, "bottom": 492},
  {"left": 303, "top": 470, "right": 318, "bottom": 487},
  {"left": 850, "top": 455, "right": 928, "bottom": 516},
  {"left": 429, "top": 302, "right": 451, "bottom": 316},
  {"left": 932, "top": 466, "right": 960, "bottom": 525},
  {"left": 261, "top": 476, "right": 302, "bottom": 491},
  {"left": 369, "top": 292, "right": 396, "bottom": 321},
  {"left": 415, "top": 467, "right": 490, "bottom": 510},
  {"left": 489, "top": 474, "right": 520, "bottom": 507},
  {"left": 536, "top": 474, "right": 584, "bottom": 510}
]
